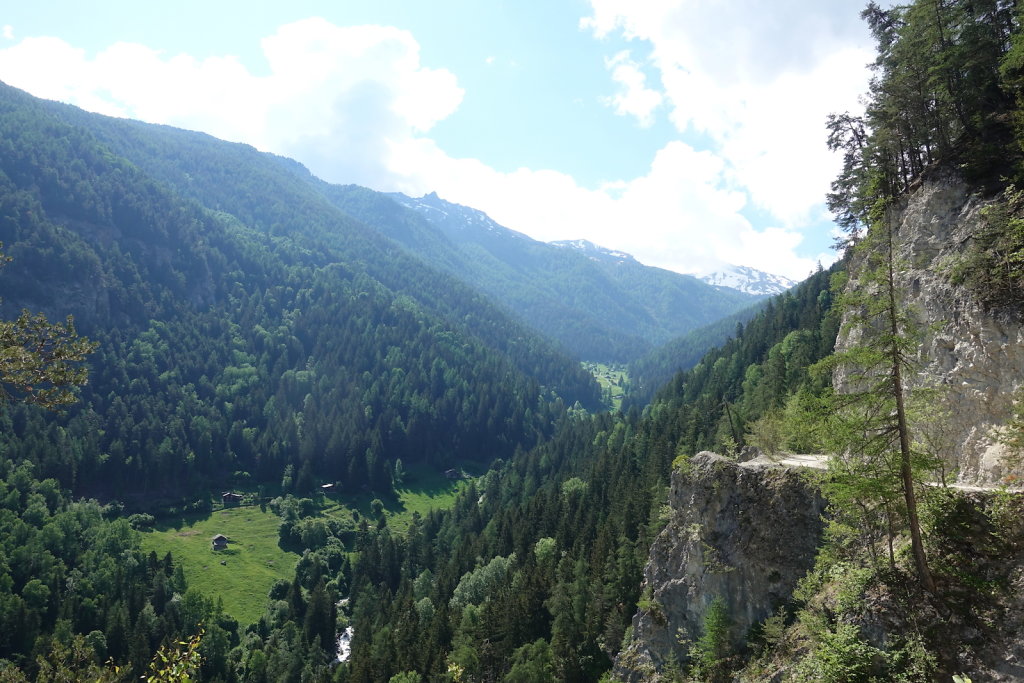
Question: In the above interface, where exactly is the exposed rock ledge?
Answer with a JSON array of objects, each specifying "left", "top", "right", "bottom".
[
  {"left": 614, "top": 451, "right": 826, "bottom": 681},
  {"left": 838, "top": 171, "right": 1024, "bottom": 486}
]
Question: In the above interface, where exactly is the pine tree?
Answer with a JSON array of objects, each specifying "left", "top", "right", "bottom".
[
  {"left": 689, "top": 596, "right": 733, "bottom": 683},
  {"left": 826, "top": 199, "right": 937, "bottom": 593}
]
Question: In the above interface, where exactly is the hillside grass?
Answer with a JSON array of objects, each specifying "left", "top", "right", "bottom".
[
  {"left": 141, "top": 464, "right": 473, "bottom": 624},
  {"left": 319, "top": 463, "right": 473, "bottom": 534},
  {"left": 584, "top": 361, "right": 629, "bottom": 411},
  {"left": 140, "top": 505, "right": 298, "bottom": 626}
]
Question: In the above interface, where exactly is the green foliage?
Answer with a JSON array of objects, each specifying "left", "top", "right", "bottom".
[
  {"left": 1001, "top": 388, "right": 1024, "bottom": 468},
  {"left": 948, "top": 186, "right": 1024, "bottom": 309},
  {"left": 0, "top": 308, "right": 96, "bottom": 410},
  {"left": 0, "top": 244, "right": 96, "bottom": 411},
  {"left": 450, "top": 553, "right": 517, "bottom": 610},
  {"left": 780, "top": 386, "right": 830, "bottom": 453},
  {"left": 26, "top": 633, "right": 123, "bottom": 682},
  {"left": 140, "top": 505, "right": 299, "bottom": 626},
  {"left": 533, "top": 537, "right": 557, "bottom": 567},
  {"left": 560, "top": 476, "right": 588, "bottom": 499},
  {"left": 672, "top": 449, "right": 694, "bottom": 476},
  {"left": 829, "top": 0, "right": 1018, "bottom": 237},
  {"left": 504, "top": 639, "right": 556, "bottom": 683},
  {"left": 688, "top": 597, "right": 733, "bottom": 682},
  {"left": 0, "top": 460, "right": 212, "bottom": 679},
  {"left": 824, "top": 210, "right": 939, "bottom": 590},
  {"left": 886, "top": 634, "right": 938, "bottom": 682},
  {"left": 791, "top": 617, "right": 884, "bottom": 683},
  {"left": 788, "top": 609, "right": 936, "bottom": 683},
  {"left": 144, "top": 630, "right": 203, "bottom": 682},
  {"left": 744, "top": 409, "right": 785, "bottom": 456},
  {"left": 389, "top": 672, "right": 422, "bottom": 683},
  {"left": 753, "top": 608, "right": 788, "bottom": 653}
]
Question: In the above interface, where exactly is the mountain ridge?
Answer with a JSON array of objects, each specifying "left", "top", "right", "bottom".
[
  {"left": 0, "top": 80, "right": 601, "bottom": 500},
  {"left": 547, "top": 235, "right": 797, "bottom": 296},
  {"left": 379, "top": 190, "right": 761, "bottom": 361}
]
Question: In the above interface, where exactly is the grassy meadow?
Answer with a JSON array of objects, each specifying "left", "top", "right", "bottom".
[
  {"left": 140, "top": 463, "right": 473, "bottom": 624},
  {"left": 583, "top": 361, "right": 629, "bottom": 411},
  {"left": 320, "top": 463, "right": 472, "bottom": 534},
  {"left": 140, "top": 505, "right": 298, "bottom": 626}
]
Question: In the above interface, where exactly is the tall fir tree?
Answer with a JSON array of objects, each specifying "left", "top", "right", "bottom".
[{"left": 825, "top": 194, "right": 937, "bottom": 593}]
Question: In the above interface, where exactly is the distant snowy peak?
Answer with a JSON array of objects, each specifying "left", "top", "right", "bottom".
[
  {"left": 549, "top": 239, "right": 637, "bottom": 264},
  {"left": 699, "top": 265, "right": 796, "bottom": 296},
  {"left": 394, "top": 196, "right": 791, "bottom": 295}
]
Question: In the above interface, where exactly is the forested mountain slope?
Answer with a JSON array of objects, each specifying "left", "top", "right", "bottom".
[
  {"left": 0, "top": 81, "right": 600, "bottom": 502},
  {"left": 624, "top": 298, "right": 768, "bottom": 409},
  {"left": 22, "top": 84, "right": 596, "bottom": 394},
  {"left": 25, "top": 89, "right": 757, "bottom": 365},
  {"left": 333, "top": 189, "right": 759, "bottom": 362},
  {"left": 338, "top": 265, "right": 840, "bottom": 681}
]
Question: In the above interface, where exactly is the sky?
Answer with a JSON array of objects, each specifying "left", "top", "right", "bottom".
[{"left": 0, "top": 1, "right": 878, "bottom": 281}]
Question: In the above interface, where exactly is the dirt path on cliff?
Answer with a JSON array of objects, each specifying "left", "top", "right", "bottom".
[{"left": 743, "top": 453, "right": 1023, "bottom": 493}]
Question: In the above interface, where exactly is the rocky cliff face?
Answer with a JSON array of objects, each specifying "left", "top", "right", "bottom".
[
  {"left": 839, "top": 172, "right": 1024, "bottom": 486},
  {"left": 614, "top": 452, "right": 826, "bottom": 681}
]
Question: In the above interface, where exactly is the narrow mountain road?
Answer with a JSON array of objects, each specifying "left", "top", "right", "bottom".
[
  {"left": 741, "top": 452, "right": 828, "bottom": 471},
  {"left": 742, "top": 452, "right": 1023, "bottom": 493}
]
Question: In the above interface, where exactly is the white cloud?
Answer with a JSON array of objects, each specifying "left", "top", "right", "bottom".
[
  {"left": 2, "top": 26, "right": 13, "bottom": 41},
  {"left": 582, "top": 1, "right": 874, "bottom": 227},
  {"left": 601, "top": 50, "right": 662, "bottom": 127},
  {"left": 389, "top": 137, "right": 824, "bottom": 279}
]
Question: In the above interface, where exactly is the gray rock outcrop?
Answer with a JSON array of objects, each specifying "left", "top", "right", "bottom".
[
  {"left": 614, "top": 452, "right": 826, "bottom": 681},
  {"left": 837, "top": 171, "right": 1024, "bottom": 486}
]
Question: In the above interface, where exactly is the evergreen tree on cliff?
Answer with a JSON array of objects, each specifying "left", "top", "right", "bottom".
[
  {"left": 826, "top": 193, "right": 937, "bottom": 593},
  {"left": 818, "top": 0, "right": 1024, "bottom": 594}
]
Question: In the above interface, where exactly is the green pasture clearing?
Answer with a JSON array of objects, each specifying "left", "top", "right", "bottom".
[
  {"left": 583, "top": 361, "right": 629, "bottom": 411},
  {"left": 140, "top": 464, "right": 473, "bottom": 624},
  {"left": 319, "top": 463, "right": 472, "bottom": 534},
  {"left": 140, "top": 505, "right": 297, "bottom": 626}
]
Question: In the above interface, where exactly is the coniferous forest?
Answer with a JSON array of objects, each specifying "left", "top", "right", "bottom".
[{"left": 2, "top": 0, "right": 1024, "bottom": 681}]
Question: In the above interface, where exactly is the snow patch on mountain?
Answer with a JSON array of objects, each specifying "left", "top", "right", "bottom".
[
  {"left": 699, "top": 265, "right": 796, "bottom": 296},
  {"left": 394, "top": 196, "right": 792, "bottom": 297},
  {"left": 395, "top": 192, "right": 532, "bottom": 240}
]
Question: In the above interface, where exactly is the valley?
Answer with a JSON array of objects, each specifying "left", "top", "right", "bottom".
[
  {"left": 582, "top": 361, "right": 628, "bottom": 411},
  {"left": 1, "top": 1, "right": 1024, "bottom": 681}
]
